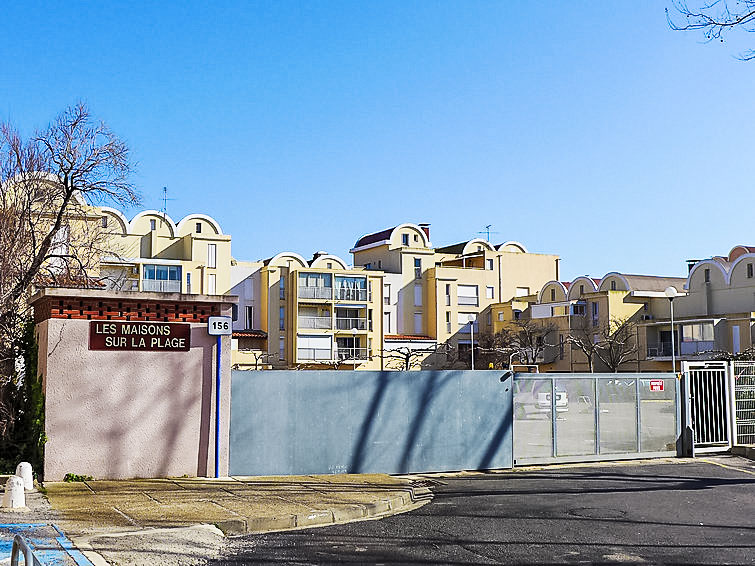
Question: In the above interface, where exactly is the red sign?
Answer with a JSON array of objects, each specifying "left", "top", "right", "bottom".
[
  {"left": 89, "top": 321, "right": 191, "bottom": 351},
  {"left": 649, "top": 379, "right": 664, "bottom": 392}
]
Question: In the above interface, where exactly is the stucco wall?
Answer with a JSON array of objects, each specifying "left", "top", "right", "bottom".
[{"left": 39, "top": 317, "right": 231, "bottom": 481}]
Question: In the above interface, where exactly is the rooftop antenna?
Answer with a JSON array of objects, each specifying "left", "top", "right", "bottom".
[
  {"left": 477, "top": 224, "right": 500, "bottom": 242},
  {"left": 160, "top": 186, "right": 177, "bottom": 220}
]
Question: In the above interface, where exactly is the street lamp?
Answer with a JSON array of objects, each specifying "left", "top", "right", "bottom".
[
  {"left": 664, "top": 286, "right": 678, "bottom": 374},
  {"left": 351, "top": 327, "right": 359, "bottom": 372},
  {"left": 468, "top": 314, "right": 476, "bottom": 370}
]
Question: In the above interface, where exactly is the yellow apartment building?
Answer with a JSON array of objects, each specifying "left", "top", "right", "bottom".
[
  {"left": 350, "top": 223, "right": 560, "bottom": 366},
  {"left": 499, "top": 273, "right": 687, "bottom": 372},
  {"left": 230, "top": 252, "right": 384, "bottom": 370},
  {"left": 96, "top": 208, "right": 232, "bottom": 295},
  {"left": 638, "top": 246, "right": 755, "bottom": 367}
]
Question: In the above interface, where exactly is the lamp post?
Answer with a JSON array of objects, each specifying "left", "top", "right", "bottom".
[
  {"left": 468, "top": 314, "right": 476, "bottom": 370},
  {"left": 664, "top": 286, "right": 678, "bottom": 374},
  {"left": 352, "top": 327, "right": 359, "bottom": 372}
]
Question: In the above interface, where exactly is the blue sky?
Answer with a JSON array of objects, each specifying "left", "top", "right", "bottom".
[{"left": 2, "top": 2, "right": 753, "bottom": 280}]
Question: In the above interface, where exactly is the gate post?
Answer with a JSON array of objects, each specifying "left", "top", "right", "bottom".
[{"left": 678, "top": 362, "right": 694, "bottom": 457}]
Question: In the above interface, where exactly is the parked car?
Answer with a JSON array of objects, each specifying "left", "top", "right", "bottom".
[{"left": 514, "top": 382, "right": 568, "bottom": 418}]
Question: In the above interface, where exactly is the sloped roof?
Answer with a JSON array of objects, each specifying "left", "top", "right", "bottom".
[
  {"left": 619, "top": 274, "right": 687, "bottom": 292},
  {"left": 353, "top": 227, "right": 396, "bottom": 249}
]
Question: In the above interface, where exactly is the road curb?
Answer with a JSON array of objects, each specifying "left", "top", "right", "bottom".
[
  {"left": 731, "top": 445, "right": 755, "bottom": 460},
  {"left": 216, "top": 480, "right": 433, "bottom": 535}
]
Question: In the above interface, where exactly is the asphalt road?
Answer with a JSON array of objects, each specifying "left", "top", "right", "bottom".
[{"left": 212, "top": 456, "right": 755, "bottom": 565}]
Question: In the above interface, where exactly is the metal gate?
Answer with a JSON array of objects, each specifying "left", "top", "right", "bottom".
[
  {"left": 732, "top": 362, "right": 755, "bottom": 445},
  {"left": 683, "top": 362, "right": 731, "bottom": 453}
]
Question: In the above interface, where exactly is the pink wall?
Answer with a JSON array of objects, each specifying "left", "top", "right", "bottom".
[{"left": 36, "top": 296, "right": 233, "bottom": 481}]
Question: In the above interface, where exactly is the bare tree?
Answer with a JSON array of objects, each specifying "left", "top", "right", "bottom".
[
  {"left": 668, "top": 1, "right": 755, "bottom": 60},
  {"left": 479, "top": 319, "right": 558, "bottom": 369},
  {"left": 1, "top": 103, "right": 138, "bottom": 443},
  {"left": 594, "top": 317, "right": 639, "bottom": 372},
  {"left": 379, "top": 345, "right": 438, "bottom": 370},
  {"left": 567, "top": 326, "right": 600, "bottom": 373}
]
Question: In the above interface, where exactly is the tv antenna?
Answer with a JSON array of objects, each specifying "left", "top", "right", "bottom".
[
  {"left": 160, "top": 186, "right": 177, "bottom": 219},
  {"left": 477, "top": 225, "right": 500, "bottom": 242}
]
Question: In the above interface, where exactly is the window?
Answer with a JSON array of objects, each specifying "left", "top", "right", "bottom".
[
  {"left": 550, "top": 288, "right": 556, "bottom": 301},
  {"left": 101, "top": 216, "right": 108, "bottom": 228},
  {"left": 704, "top": 268, "right": 710, "bottom": 282},
  {"left": 486, "top": 259, "right": 494, "bottom": 270},
  {"left": 384, "top": 312, "right": 391, "bottom": 333},
  {"left": 378, "top": 260, "right": 382, "bottom": 269},
  {"left": 414, "top": 284, "right": 422, "bottom": 306},
  {"left": 246, "top": 306, "right": 254, "bottom": 328},
  {"left": 207, "top": 244, "right": 217, "bottom": 268},
  {"left": 279, "top": 276, "right": 285, "bottom": 299},
  {"left": 144, "top": 264, "right": 182, "bottom": 281},
  {"left": 279, "top": 335, "right": 285, "bottom": 361},
  {"left": 208, "top": 273, "right": 216, "bottom": 294},
  {"left": 682, "top": 323, "right": 714, "bottom": 342},
  {"left": 368, "top": 280, "right": 373, "bottom": 301},
  {"left": 279, "top": 306, "right": 285, "bottom": 330},
  {"left": 414, "top": 312, "right": 423, "bottom": 334},
  {"left": 383, "top": 283, "right": 390, "bottom": 305},
  {"left": 591, "top": 301, "right": 599, "bottom": 326},
  {"left": 150, "top": 219, "right": 156, "bottom": 230},
  {"left": 486, "top": 286, "right": 494, "bottom": 299},
  {"left": 515, "top": 287, "right": 529, "bottom": 297},
  {"left": 513, "top": 310, "right": 522, "bottom": 320},
  {"left": 748, "top": 263, "right": 753, "bottom": 279},
  {"left": 486, "top": 311, "right": 492, "bottom": 325},
  {"left": 414, "top": 234, "right": 419, "bottom": 242},
  {"left": 445, "top": 284, "right": 451, "bottom": 306},
  {"left": 458, "top": 285, "right": 479, "bottom": 306},
  {"left": 572, "top": 303, "right": 586, "bottom": 316},
  {"left": 498, "top": 312, "right": 504, "bottom": 321},
  {"left": 402, "top": 233, "right": 409, "bottom": 246},
  {"left": 559, "top": 334, "right": 564, "bottom": 360},
  {"left": 186, "top": 272, "right": 191, "bottom": 293},
  {"left": 414, "top": 258, "right": 422, "bottom": 279},
  {"left": 611, "top": 280, "right": 616, "bottom": 291},
  {"left": 196, "top": 222, "right": 202, "bottom": 233},
  {"left": 327, "top": 262, "right": 332, "bottom": 269},
  {"left": 364, "top": 263, "right": 371, "bottom": 270},
  {"left": 368, "top": 309, "right": 373, "bottom": 331},
  {"left": 580, "top": 284, "right": 584, "bottom": 294}
]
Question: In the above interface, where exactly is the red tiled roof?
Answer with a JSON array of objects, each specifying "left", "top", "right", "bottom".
[
  {"left": 384, "top": 334, "right": 434, "bottom": 341},
  {"left": 233, "top": 329, "right": 267, "bottom": 338}
]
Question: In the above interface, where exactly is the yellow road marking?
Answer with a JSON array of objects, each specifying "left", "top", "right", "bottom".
[{"left": 700, "top": 457, "right": 755, "bottom": 476}]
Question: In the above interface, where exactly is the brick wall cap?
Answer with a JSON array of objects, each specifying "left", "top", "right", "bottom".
[{"left": 29, "top": 287, "right": 239, "bottom": 306}]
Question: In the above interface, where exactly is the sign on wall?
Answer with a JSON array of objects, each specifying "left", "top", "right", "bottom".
[
  {"left": 208, "top": 316, "right": 232, "bottom": 336},
  {"left": 89, "top": 321, "right": 191, "bottom": 351}
]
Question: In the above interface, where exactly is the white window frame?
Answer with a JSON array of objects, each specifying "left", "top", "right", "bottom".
[{"left": 207, "top": 243, "right": 217, "bottom": 268}]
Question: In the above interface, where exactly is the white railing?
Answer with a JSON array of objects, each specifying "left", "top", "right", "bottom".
[
  {"left": 337, "top": 347, "right": 368, "bottom": 361},
  {"left": 335, "top": 288, "right": 367, "bottom": 301},
  {"left": 457, "top": 296, "right": 478, "bottom": 306},
  {"left": 298, "top": 287, "right": 332, "bottom": 300},
  {"left": 335, "top": 317, "right": 367, "bottom": 330},
  {"left": 142, "top": 279, "right": 181, "bottom": 293},
  {"left": 298, "top": 316, "right": 332, "bottom": 329}
]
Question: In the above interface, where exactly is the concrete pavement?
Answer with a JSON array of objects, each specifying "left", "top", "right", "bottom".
[{"left": 0, "top": 474, "right": 431, "bottom": 566}]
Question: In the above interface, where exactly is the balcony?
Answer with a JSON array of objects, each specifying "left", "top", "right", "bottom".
[
  {"left": 336, "top": 347, "right": 368, "bottom": 361},
  {"left": 298, "top": 316, "right": 332, "bottom": 330},
  {"left": 335, "top": 288, "right": 367, "bottom": 301},
  {"left": 298, "top": 286, "right": 332, "bottom": 300},
  {"left": 297, "top": 348, "right": 333, "bottom": 361},
  {"left": 142, "top": 279, "right": 181, "bottom": 293},
  {"left": 646, "top": 342, "right": 678, "bottom": 358},
  {"left": 647, "top": 340, "right": 715, "bottom": 358},
  {"left": 458, "top": 296, "right": 478, "bottom": 306},
  {"left": 335, "top": 317, "right": 368, "bottom": 330}
]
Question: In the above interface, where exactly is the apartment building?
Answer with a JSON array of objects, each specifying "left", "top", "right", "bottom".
[
  {"left": 351, "top": 223, "right": 560, "bottom": 363},
  {"left": 230, "top": 252, "right": 384, "bottom": 370},
  {"left": 638, "top": 245, "right": 755, "bottom": 366},
  {"left": 97, "top": 208, "right": 232, "bottom": 295}
]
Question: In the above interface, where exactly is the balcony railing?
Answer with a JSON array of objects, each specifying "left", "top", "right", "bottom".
[
  {"left": 142, "top": 279, "right": 181, "bottom": 293},
  {"left": 335, "top": 288, "right": 367, "bottom": 301},
  {"left": 646, "top": 342, "right": 678, "bottom": 358},
  {"left": 680, "top": 340, "right": 715, "bottom": 355},
  {"left": 297, "top": 348, "right": 333, "bottom": 361},
  {"left": 335, "top": 317, "right": 368, "bottom": 330},
  {"left": 298, "top": 286, "right": 332, "bottom": 300},
  {"left": 458, "top": 296, "right": 478, "bottom": 306},
  {"left": 298, "top": 316, "right": 332, "bottom": 329},
  {"left": 336, "top": 347, "right": 368, "bottom": 361}
]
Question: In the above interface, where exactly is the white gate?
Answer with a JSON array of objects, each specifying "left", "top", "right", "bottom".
[
  {"left": 732, "top": 362, "right": 755, "bottom": 446},
  {"left": 682, "top": 362, "right": 731, "bottom": 454}
]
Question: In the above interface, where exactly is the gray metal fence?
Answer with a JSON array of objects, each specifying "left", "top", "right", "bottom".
[
  {"left": 733, "top": 362, "right": 755, "bottom": 445},
  {"left": 513, "top": 374, "right": 679, "bottom": 466},
  {"left": 230, "top": 370, "right": 514, "bottom": 476}
]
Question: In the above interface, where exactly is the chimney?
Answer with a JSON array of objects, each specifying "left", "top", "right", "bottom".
[
  {"left": 418, "top": 223, "right": 430, "bottom": 240},
  {"left": 686, "top": 259, "right": 700, "bottom": 274},
  {"left": 312, "top": 251, "right": 328, "bottom": 262}
]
